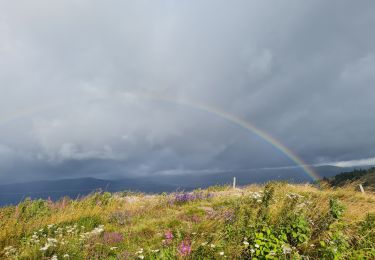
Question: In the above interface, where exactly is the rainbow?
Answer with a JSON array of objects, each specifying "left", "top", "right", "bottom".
[
  {"left": 130, "top": 92, "right": 321, "bottom": 181},
  {"left": 0, "top": 92, "right": 321, "bottom": 181}
]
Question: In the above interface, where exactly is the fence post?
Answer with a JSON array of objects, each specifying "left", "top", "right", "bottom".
[
  {"left": 359, "top": 184, "right": 365, "bottom": 194},
  {"left": 233, "top": 177, "right": 236, "bottom": 189}
]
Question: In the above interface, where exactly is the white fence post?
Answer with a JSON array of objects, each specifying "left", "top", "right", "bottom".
[
  {"left": 359, "top": 184, "right": 365, "bottom": 194},
  {"left": 233, "top": 177, "right": 236, "bottom": 189}
]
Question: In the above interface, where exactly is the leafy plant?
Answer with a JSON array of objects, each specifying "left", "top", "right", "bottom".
[{"left": 329, "top": 198, "right": 345, "bottom": 220}]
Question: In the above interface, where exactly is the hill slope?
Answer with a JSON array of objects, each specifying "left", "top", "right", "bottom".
[
  {"left": 1, "top": 183, "right": 374, "bottom": 259},
  {"left": 327, "top": 167, "right": 375, "bottom": 190}
]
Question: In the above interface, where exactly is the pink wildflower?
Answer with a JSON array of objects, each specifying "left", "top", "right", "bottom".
[{"left": 178, "top": 240, "right": 192, "bottom": 257}]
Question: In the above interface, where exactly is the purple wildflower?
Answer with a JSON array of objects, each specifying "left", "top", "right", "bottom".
[
  {"left": 172, "top": 191, "right": 213, "bottom": 204},
  {"left": 223, "top": 210, "right": 235, "bottom": 222},
  {"left": 178, "top": 240, "right": 192, "bottom": 257},
  {"left": 189, "top": 215, "right": 201, "bottom": 223},
  {"left": 164, "top": 230, "right": 174, "bottom": 245},
  {"left": 102, "top": 232, "right": 124, "bottom": 244}
]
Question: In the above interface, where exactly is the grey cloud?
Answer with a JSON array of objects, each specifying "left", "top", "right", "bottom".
[{"left": 1, "top": 1, "right": 375, "bottom": 183}]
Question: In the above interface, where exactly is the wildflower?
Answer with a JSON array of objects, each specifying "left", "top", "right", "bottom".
[
  {"left": 286, "top": 193, "right": 304, "bottom": 199},
  {"left": 151, "top": 249, "right": 160, "bottom": 253},
  {"left": 138, "top": 255, "right": 144, "bottom": 259},
  {"left": 91, "top": 225, "right": 104, "bottom": 235},
  {"left": 201, "top": 242, "right": 208, "bottom": 246},
  {"left": 40, "top": 244, "right": 50, "bottom": 251},
  {"left": 219, "top": 251, "right": 225, "bottom": 256},
  {"left": 164, "top": 230, "right": 174, "bottom": 245},
  {"left": 255, "top": 244, "right": 260, "bottom": 248},
  {"left": 63, "top": 254, "right": 69, "bottom": 258},
  {"left": 178, "top": 240, "right": 192, "bottom": 257},
  {"left": 51, "top": 255, "right": 58, "bottom": 260},
  {"left": 3, "top": 246, "right": 17, "bottom": 257},
  {"left": 47, "top": 238, "right": 58, "bottom": 244},
  {"left": 103, "top": 232, "right": 124, "bottom": 244},
  {"left": 210, "top": 244, "right": 216, "bottom": 248},
  {"left": 250, "top": 249, "right": 255, "bottom": 254},
  {"left": 243, "top": 241, "right": 249, "bottom": 246},
  {"left": 135, "top": 248, "right": 144, "bottom": 254},
  {"left": 110, "top": 247, "right": 118, "bottom": 250}
]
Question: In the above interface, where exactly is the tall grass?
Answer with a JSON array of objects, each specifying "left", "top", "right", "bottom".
[{"left": 1, "top": 183, "right": 374, "bottom": 259}]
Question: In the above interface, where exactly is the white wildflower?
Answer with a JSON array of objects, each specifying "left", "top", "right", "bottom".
[
  {"left": 219, "top": 251, "right": 225, "bottom": 256},
  {"left": 91, "top": 225, "right": 104, "bottom": 235},
  {"left": 40, "top": 244, "right": 50, "bottom": 251},
  {"left": 3, "top": 246, "right": 17, "bottom": 257},
  {"left": 136, "top": 248, "right": 144, "bottom": 254},
  {"left": 47, "top": 238, "right": 58, "bottom": 244}
]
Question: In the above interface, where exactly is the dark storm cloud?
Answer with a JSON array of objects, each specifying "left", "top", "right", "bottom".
[{"left": 1, "top": 1, "right": 375, "bottom": 183}]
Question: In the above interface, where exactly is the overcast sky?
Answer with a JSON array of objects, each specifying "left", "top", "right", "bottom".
[{"left": 1, "top": 1, "right": 375, "bottom": 183}]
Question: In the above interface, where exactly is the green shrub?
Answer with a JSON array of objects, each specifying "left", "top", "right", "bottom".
[
  {"left": 329, "top": 198, "right": 345, "bottom": 220},
  {"left": 243, "top": 226, "right": 287, "bottom": 259},
  {"left": 16, "top": 198, "right": 51, "bottom": 220}
]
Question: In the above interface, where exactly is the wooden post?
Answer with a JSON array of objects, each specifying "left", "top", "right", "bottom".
[
  {"left": 359, "top": 184, "right": 365, "bottom": 194},
  {"left": 233, "top": 177, "right": 236, "bottom": 189}
]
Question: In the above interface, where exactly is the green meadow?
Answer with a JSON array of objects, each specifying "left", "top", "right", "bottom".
[{"left": 1, "top": 182, "right": 375, "bottom": 259}]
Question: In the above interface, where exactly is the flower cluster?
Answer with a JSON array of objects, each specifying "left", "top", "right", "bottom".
[
  {"left": 135, "top": 248, "right": 144, "bottom": 259},
  {"left": 163, "top": 230, "right": 174, "bottom": 245},
  {"left": 178, "top": 240, "right": 192, "bottom": 256},
  {"left": 80, "top": 225, "right": 104, "bottom": 241},
  {"left": 40, "top": 238, "right": 58, "bottom": 251},
  {"left": 172, "top": 192, "right": 213, "bottom": 204},
  {"left": 3, "top": 246, "right": 17, "bottom": 257},
  {"left": 249, "top": 191, "right": 263, "bottom": 203},
  {"left": 103, "top": 232, "right": 124, "bottom": 244},
  {"left": 286, "top": 193, "right": 304, "bottom": 199},
  {"left": 223, "top": 209, "right": 235, "bottom": 222}
]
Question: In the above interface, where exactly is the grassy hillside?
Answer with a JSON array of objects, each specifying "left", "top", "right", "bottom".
[
  {"left": 327, "top": 167, "right": 375, "bottom": 191},
  {"left": 1, "top": 183, "right": 375, "bottom": 259}
]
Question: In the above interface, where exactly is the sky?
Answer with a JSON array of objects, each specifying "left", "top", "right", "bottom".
[{"left": 1, "top": 1, "right": 375, "bottom": 183}]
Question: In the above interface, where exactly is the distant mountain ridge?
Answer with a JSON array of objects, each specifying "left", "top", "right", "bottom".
[
  {"left": 0, "top": 165, "right": 370, "bottom": 206},
  {"left": 0, "top": 177, "right": 181, "bottom": 206}
]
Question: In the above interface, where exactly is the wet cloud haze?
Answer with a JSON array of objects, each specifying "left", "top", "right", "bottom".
[{"left": 1, "top": 1, "right": 375, "bottom": 183}]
